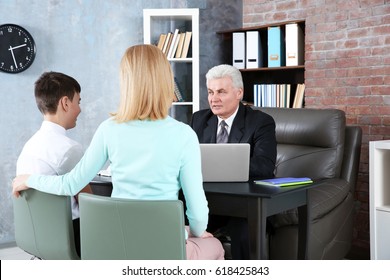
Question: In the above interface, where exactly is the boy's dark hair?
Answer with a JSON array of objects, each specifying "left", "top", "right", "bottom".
[{"left": 34, "top": 72, "right": 81, "bottom": 114}]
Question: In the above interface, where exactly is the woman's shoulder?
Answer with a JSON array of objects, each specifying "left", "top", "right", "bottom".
[
  {"left": 98, "top": 117, "right": 116, "bottom": 127},
  {"left": 92, "top": 117, "right": 118, "bottom": 136},
  {"left": 166, "top": 117, "right": 196, "bottom": 135}
]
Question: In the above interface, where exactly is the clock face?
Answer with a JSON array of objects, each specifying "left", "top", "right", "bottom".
[{"left": 0, "top": 24, "right": 36, "bottom": 73}]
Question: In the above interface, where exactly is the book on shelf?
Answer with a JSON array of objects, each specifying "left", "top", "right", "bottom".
[
  {"left": 285, "top": 23, "right": 304, "bottom": 66},
  {"left": 180, "top": 31, "right": 192, "bottom": 58},
  {"left": 156, "top": 33, "right": 167, "bottom": 50},
  {"left": 253, "top": 84, "right": 292, "bottom": 108},
  {"left": 232, "top": 32, "right": 245, "bottom": 69},
  {"left": 155, "top": 30, "right": 192, "bottom": 58},
  {"left": 173, "top": 78, "right": 184, "bottom": 102},
  {"left": 175, "top": 32, "right": 186, "bottom": 58},
  {"left": 286, "top": 84, "right": 291, "bottom": 108},
  {"left": 162, "top": 32, "right": 173, "bottom": 55},
  {"left": 267, "top": 26, "right": 285, "bottom": 67},
  {"left": 254, "top": 177, "right": 313, "bottom": 187},
  {"left": 292, "top": 83, "right": 305, "bottom": 108},
  {"left": 167, "top": 29, "right": 180, "bottom": 59}
]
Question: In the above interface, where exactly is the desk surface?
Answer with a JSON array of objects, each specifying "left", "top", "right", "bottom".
[{"left": 91, "top": 175, "right": 319, "bottom": 198}]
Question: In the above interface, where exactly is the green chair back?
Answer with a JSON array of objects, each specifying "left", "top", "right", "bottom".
[
  {"left": 78, "top": 193, "right": 186, "bottom": 260},
  {"left": 12, "top": 188, "right": 80, "bottom": 260}
]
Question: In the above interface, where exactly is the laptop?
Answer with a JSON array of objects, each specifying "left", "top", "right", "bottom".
[{"left": 200, "top": 143, "right": 250, "bottom": 182}]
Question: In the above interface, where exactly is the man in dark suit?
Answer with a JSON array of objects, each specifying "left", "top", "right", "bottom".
[{"left": 190, "top": 64, "right": 277, "bottom": 259}]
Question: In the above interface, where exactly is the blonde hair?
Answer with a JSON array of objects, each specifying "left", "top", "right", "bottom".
[{"left": 112, "top": 44, "right": 174, "bottom": 122}]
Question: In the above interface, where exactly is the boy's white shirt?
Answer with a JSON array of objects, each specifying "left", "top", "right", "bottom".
[{"left": 16, "top": 120, "right": 83, "bottom": 219}]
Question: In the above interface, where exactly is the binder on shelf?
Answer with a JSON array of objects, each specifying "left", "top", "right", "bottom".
[
  {"left": 232, "top": 32, "right": 245, "bottom": 69},
  {"left": 267, "top": 26, "right": 285, "bottom": 67},
  {"left": 181, "top": 31, "right": 192, "bottom": 58},
  {"left": 246, "top": 31, "right": 262, "bottom": 69},
  {"left": 285, "top": 23, "right": 304, "bottom": 66}
]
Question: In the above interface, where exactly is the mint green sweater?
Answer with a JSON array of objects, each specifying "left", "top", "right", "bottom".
[{"left": 27, "top": 116, "right": 208, "bottom": 237}]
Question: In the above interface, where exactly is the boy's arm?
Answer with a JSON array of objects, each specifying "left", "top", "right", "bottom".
[{"left": 74, "top": 184, "right": 93, "bottom": 203}]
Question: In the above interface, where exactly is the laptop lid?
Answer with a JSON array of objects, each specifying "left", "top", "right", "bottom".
[{"left": 200, "top": 143, "right": 250, "bottom": 182}]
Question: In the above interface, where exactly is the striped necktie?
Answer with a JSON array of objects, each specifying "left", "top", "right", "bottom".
[{"left": 217, "top": 120, "right": 228, "bottom": 143}]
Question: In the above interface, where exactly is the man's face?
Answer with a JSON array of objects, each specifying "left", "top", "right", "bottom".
[{"left": 207, "top": 76, "right": 243, "bottom": 120}]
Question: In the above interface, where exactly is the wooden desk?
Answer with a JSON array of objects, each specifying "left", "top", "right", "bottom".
[{"left": 90, "top": 176, "right": 317, "bottom": 260}]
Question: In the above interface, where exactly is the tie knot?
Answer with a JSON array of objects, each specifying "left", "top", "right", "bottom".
[{"left": 220, "top": 120, "right": 227, "bottom": 128}]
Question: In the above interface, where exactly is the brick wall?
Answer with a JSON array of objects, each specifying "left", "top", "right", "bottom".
[{"left": 243, "top": 0, "right": 390, "bottom": 256}]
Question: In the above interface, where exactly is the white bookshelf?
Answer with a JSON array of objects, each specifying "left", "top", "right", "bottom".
[
  {"left": 369, "top": 140, "right": 390, "bottom": 259},
  {"left": 143, "top": 8, "right": 199, "bottom": 124}
]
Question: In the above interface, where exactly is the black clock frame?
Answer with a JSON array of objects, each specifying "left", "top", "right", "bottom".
[{"left": 0, "top": 24, "right": 36, "bottom": 74}]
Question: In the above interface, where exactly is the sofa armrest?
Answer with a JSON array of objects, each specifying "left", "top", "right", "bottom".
[
  {"left": 340, "top": 126, "right": 362, "bottom": 192},
  {"left": 308, "top": 178, "right": 350, "bottom": 220},
  {"left": 270, "top": 178, "right": 351, "bottom": 228}
]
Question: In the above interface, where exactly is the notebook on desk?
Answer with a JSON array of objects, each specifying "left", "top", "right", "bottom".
[{"left": 200, "top": 143, "right": 250, "bottom": 182}]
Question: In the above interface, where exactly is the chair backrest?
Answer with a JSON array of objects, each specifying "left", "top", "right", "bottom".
[
  {"left": 258, "top": 107, "right": 346, "bottom": 180},
  {"left": 78, "top": 193, "right": 186, "bottom": 260},
  {"left": 12, "top": 188, "right": 80, "bottom": 260}
]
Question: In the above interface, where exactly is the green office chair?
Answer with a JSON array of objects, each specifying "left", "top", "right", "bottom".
[
  {"left": 78, "top": 193, "right": 186, "bottom": 260},
  {"left": 12, "top": 188, "right": 80, "bottom": 260}
]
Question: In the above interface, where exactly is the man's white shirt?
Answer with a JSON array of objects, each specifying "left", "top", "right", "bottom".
[
  {"left": 216, "top": 105, "right": 239, "bottom": 137},
  {"left": 16, "top": 121, "right": 83, "bottom": 219}
]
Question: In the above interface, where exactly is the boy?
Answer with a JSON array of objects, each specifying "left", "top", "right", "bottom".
[{"left": 16, "top": 71, "right": 91, "bottom": 256}]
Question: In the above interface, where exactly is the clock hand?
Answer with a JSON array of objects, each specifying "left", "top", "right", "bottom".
[
  {"left": 9, "top": 44, "right": 27, "bottom": 50},
  {"left": 8, "top": 46, "right": 18, "bottom": 68}
]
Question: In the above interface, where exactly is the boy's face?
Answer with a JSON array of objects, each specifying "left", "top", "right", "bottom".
[{"left": 66, "top": 92, "right": 81, "bottom": 129}]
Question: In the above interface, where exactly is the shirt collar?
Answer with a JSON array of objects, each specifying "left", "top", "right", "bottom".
[
  {"left": 217, "top": 105, "right": 239, "bottom": 128},
  {"left": 41, "top": 121, "right": 67, "bottom": 136}
]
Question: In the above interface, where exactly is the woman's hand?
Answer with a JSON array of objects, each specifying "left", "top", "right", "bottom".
[
  {"left": 12, "top": 175, "right": 31, "bottom": 198},
  {"left": 199, "top": 231, "right": 214, "bottom": 238},
  {"left": 185, "top": 226, "right": 214, "bottom": 238}
]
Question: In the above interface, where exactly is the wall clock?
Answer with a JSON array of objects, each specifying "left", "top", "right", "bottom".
[{"left": 0, "top": 24, "right": 36, "bottom": 73}]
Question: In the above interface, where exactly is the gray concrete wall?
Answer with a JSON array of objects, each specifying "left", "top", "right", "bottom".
[{"left": 0, "top": 0, "right": 241, "bottom": 245}]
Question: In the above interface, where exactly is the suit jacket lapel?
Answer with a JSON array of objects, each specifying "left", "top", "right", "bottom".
[
  {"left": 229, "top": 103, "right": 245, "bottom": 143},
  {"left": 204, "top": 115, "right": 218, "bottom": 143}
]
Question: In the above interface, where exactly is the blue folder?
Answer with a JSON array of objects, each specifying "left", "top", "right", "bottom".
[
  {"left": 267, "top": 26, "right": 285, "bottom": 67},
  {"left": 254, "top": 177, "right": 313, "bottom": 187}
]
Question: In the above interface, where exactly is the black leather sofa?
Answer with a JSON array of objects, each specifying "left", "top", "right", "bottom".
[{"left": 257, "top": 107, "right": 362, "bottom": 259}]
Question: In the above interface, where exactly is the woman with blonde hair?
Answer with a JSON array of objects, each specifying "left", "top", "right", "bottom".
[{"left": 13, "top": 44, "right": 224, "bottom": 260}]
